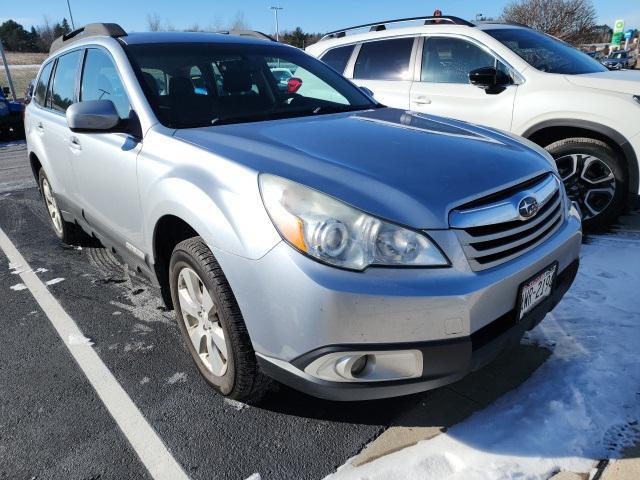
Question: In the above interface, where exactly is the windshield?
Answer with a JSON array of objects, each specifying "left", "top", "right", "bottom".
[
  {"left": 126, "top": 42, "right": 376, "bottom": 128},
  {"left": 610, "top": 52, "right": 627, "bottom": 59},
  {"left": 484, "top": 28, "right": 608, "bottom": 74}
]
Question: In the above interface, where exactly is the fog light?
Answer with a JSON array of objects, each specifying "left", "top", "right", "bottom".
[
  {"left": 304, "top": 349, "right": 422, "bottom": 382},
  {"left": 335, "top": 354, "right": 373, "bottom": 380},
  {"left": 350, "top": 355, "right": 369, "bottom": 377}
]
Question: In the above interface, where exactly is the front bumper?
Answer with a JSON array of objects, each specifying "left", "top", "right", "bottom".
[
  {"left": 257, "top": 259, "right": 578, "bottom": 400},
  {"left": 213, "top": 206, "right": 581, "bottom": 400}
]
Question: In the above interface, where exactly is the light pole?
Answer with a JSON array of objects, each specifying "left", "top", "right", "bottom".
[
  {"left": 66, "top": 0, "right": 76, "bottom": 29},
  {"left": 270, "top": 6, "right": 283, "bottom": 42},
  {"left": 0, "top": 40, "right": 17, "bottom": 100}
]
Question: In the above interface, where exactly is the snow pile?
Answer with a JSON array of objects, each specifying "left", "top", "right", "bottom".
[
  {"left": 67, "top": 334, "right": 94, "bottom": 346},
  {"left": 224, "top": 398, "right": 249, "bottom": 411},
  {"left": 330, "top": 232, "right": 640, "bottom": 480},
  {"left": 166, "top": 372, "right": 188, "bottom": 384}
]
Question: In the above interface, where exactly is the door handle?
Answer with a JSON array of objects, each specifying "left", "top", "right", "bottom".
[
  {"left": 35, "top": 122, "right": 45, "bottom": 133},
  {"left": 411, "top": 96, "right": 432, "bottom": 105},
  {"left": 69, "top": 136, "right": 82, "bottom": 151}
]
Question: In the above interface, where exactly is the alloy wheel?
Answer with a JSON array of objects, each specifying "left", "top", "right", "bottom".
[
  {"left": 177, "top": 267, "right": 228, "bottom": 376},
  {"left": 555, "top": 153, "right": 616, "bottom": 220},
  {"left": 42, "top": 178, "right": 64, "bottom": 235}
]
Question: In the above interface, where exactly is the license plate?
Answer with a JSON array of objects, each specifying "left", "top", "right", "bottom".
[{"left": 518, "top": 263, "right": 558, "bottom": 320}]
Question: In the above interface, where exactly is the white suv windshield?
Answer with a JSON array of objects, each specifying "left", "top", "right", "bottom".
[
  {"left": 485, "top": 28, "right": 608, "bottom": 74},
  {"left": 126, "top": 42, "right": 376, "bottom": 128}
]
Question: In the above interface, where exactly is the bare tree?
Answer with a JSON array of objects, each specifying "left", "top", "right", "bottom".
[
  {"left": 209, "top": 14, "right": 225, "bottom": 32},
  {"left": 230, "top": 11, "right": 250, "bottom": 30},
  {"left": 35, "top": 17, "right": 55, "bottom": 51},
  {"left": 147, "top": 13, "right": 163, "bottom": 32},
  {"left": 34, "top": 16, "right": 71, "bottom": 51},
  {"left": 501, "top": 0, "right": 597, "bottom": 45}
]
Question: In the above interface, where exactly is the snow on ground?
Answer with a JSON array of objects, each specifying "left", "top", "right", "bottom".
[{"left": 329, "top": 231, "right": 640, "bottom": 480}]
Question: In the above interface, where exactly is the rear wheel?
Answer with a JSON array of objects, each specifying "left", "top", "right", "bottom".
[
  {"left": 38, "top": 169, "right": 85, "bottom": 244},
  {"left": 545, "top": 137, "right": 627, "bottom": 231},
  {"left": 169, "top": 237, "right": 270, "bottom": 402}
]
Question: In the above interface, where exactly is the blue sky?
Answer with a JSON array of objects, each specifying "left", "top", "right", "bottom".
[{"left": 3, "top": 0, "right": 639, "bottom": 34}]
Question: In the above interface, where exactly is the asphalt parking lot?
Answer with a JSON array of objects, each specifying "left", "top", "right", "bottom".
[{"left": 1, "top": 138, "right": 638, "bottom": 480}]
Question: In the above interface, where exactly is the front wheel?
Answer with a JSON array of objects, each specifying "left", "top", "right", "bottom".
[
  {"left": 38, "top": 169, "right": 85, "bottom": 244},
  {"left": 545, "top": 138, "right": 628, "bottom": 231},
  {"left": 169, "top": 237, "right": 270, "bottom": 402}
]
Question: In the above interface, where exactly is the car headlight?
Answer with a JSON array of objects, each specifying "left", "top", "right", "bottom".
[{"left": 259, "top": 174, "right": 449, "bottom": 270}]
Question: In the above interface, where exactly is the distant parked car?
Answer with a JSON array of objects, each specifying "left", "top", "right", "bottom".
[
  {"left": 0, "top": 86, "right": 25, "bottom": 136},
  {"left": 270, "top": 67, "right": 293, "bottom": 90},
  {"left": 307, "top": 17, "right": 640, "bottom": 229},
  {"left": 603, "top": 50, "right": 636, "bottom": 70},
  {"left": 585, "top": 50, "right": 604, "bottom": 62}
]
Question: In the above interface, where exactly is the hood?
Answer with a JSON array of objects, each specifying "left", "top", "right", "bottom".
[
  {"left": 566, "top": 70, "right": 640, "bottom": 95},
  {"left": 174, "top": 108, "right": 555, "bottom": 229}
]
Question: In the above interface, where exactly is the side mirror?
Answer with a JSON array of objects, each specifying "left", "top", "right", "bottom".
[
  {"left": 66, "top": 100, "right": 120, "bottom": 132},
  {"left": 468, "top": 67, "right": 511, "bottom": 94},
  {"left": 359, "top": 86, "right": 375, "bottom": 99},
  {"left": 2, "top": 86, "right": 10, "bottom": 96}
]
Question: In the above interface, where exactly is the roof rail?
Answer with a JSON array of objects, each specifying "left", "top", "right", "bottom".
[
  {"left": 321, "top": 15, "right": 474, "bottom": 41},
  {"left": 476, "top": 20, "right": 530, "bottom": 28},
  {"left": 216, "top": 30, "right": 276, "bottom": 42},
  {"left": 50, "top": 23, "right": 127, "bottom": 54}
]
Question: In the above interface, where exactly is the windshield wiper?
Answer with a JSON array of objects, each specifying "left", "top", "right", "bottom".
[
  {"left": 310, "top": 104, "right": 376, "bottom": 115},
  {"left": 211, "top": 112, "right": 273, "bottom": 126},
  {"left": 209, "top": 105, "right": 377, "bottom": 127}
]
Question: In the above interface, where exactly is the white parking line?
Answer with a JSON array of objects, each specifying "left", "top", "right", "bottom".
[{"left": 0, "top": 227, "right": 189, "bottom": 480}]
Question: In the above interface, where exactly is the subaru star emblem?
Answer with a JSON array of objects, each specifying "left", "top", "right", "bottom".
[{"left": 518, "top": 196, "right": 539, "bottom": 219}]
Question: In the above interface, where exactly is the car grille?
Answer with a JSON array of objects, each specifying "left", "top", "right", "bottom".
[{"left": 450, "top": 173, "right": 565, "bottom": 271}]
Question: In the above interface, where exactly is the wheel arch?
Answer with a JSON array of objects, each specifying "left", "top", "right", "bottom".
[
  {"left": 29, "top": 151, "right": 43, "bottom": 186},
  {"left": 522, "top": 119, "right": 639, "bottom": 195},
  {"left": 152, "top": 214, "right": 200, "bottom": 309}
]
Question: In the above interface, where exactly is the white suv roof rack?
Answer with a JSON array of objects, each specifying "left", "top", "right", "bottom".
[{"left": 320, "top": 15, "right": 475, "bottom": 41}]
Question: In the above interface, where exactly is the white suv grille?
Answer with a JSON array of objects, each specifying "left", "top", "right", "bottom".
[{"left": 450, "top": 174, "right": 564, "bottom": 271}]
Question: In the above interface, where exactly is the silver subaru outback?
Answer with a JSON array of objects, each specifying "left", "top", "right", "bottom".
[{"left": 25, "top": 24, "right": 581, "bottom": 401}]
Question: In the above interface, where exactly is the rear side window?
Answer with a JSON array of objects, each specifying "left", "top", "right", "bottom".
[
  {"left": 80, "top": 48, "right": 131, "bottom": 119},
  {"left": 320, "top": 45, "right": 355, "bottom": 73},
  {"left": 50, "top": 50, "right": 82, "bottom": 112},
  {"left": 421, "top": 37, "right": 496, "bottom": 83},
  {"left": 353, "top": 38, "right": 414, "bottom": 80},
  {"left": 34, "top": 61, "right": 53, "bottom": 107}
]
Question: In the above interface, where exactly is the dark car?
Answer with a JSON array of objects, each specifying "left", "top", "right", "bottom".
[
  {"left": 0, "top": 86, "right": 25, "bottom": 136},
  {"left": 585, "top": 50, "right": 604, "bottom": 61},
  {"left": 603, "top": 50, "right": 636, "bottom": 70}
]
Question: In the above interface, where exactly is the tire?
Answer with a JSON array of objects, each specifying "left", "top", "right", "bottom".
[
  {"left": 545, "top": 137, "right": 627, "bottom": 231},
  {"left": 38, "top": 169, "right": 86, "bottom": 244},
  {"left": 169, "top": 237, "right": 270, "bottom": 402}
]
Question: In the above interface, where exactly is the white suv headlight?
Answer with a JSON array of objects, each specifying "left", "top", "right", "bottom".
[{"left": 259, "top": 174, "right": 449, "bottom": 270}]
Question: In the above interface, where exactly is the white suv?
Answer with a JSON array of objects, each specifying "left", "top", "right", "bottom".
[{"left": 307, "top": 16, "right": 640, "bottom": 229}]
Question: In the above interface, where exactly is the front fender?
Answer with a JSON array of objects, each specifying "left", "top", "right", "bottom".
[{"left": 139, "top": 129, "right": 281, "bottom": 262}]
